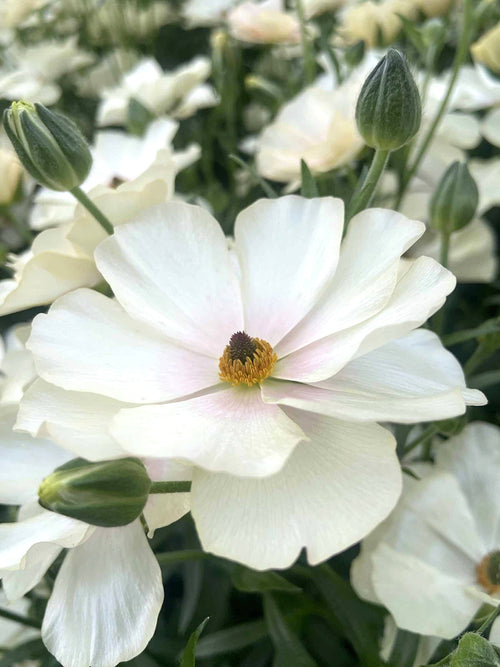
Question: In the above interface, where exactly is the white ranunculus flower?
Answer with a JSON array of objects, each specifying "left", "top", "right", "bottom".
[
  {"left": 97, "top": 57, "right": 217, "bottom": 127},
  {"left": 0, "top": 347, "right": 188, "bottom": 667},
  {"left": 0, "top": 151, "right": 175, "bottom": 316},
  {"left": 227, "top": 0, "right": 301, "bottom": 45},
  {"left": 18, "top": 196, "right": 484, "bottom": 570},
  {"left": 29, "top": 117, "right": 198, "bottom": 230},
  {"left": 351, "top": 422, "right": 500, "bottom": 640},
  {"left": 467, "top": 158, "right": 500, "bottom": 217},
  {"left": 0, "top": 37, "right": 94, "bottom": 105},
  {"left": 254, "top": 55, "right": 375, "bottom": 186},
  {"left": 182, "top": 0, "right": 240, "bottom": 27}
]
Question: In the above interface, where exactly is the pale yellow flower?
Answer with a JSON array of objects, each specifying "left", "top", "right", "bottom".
[
  {"left": 471, "top": 22, "right": 500, "bottom": 74},
  {"left": 338, "top": 0, "right": 416, "bottom": 47}
]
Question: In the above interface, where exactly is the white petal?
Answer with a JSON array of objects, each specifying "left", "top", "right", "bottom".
[
  {"left": 371, "top": 543, "right": 481, "bottom": 639},
  {"left": 265, "top": 330, "right": 485, "bottom": 422},
  {"left": 94, "top": 202, "right": 243, "bottom": 357},
  {"left": 234, "top": 196, "right": 343, "bottom": 346},
  {"left": 277, "top": 209, "right": 425, "bottom": 357},
  {"left": 28, "top": 289, "right": 220, "bottom": 403},
  {"left": 0, "top": 403, "right": 70, "bottom": 505},
  {"left": 143, "top": 494, "right": 190, "bottom": 537},
  {"left": 435, "top": 422, "right": 500, "bottom": 550},
  {"left": 482, "top": 107, "right": 500, "bottom": 147},
  {"left": 191, "top": 413, "right": 401, "bottom": 570},
  {"left": 42, "top": 521, "right": 164, "bottom": 667},
  {"left": 16, "top": 379, "right": 128, "bottom": 461},
  {"left": 0, "top": 508, "right": 91, "bottom": 575},
  {"left": 274, "top": 256, "right": 455, "bottom": 383},
  {"left": 112, "top": 386, "right": 306, "bottom": 477}
]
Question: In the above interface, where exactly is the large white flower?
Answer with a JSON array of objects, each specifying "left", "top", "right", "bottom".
[
  {"left": 97, "top": 57, "right": 218, "bottom": 127},
  {"left": 351, "top": 422, "right": 500, "bottom": 640},
  {"left": 18, "top": 196, "right": 484, "bottom": 570}
]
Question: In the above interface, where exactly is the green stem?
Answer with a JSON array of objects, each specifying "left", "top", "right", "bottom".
[
  {"left": 440, "top": 232, "right": 450, "bottom": 268},
  {"left": 150, "top": 481, "right": 192, "bottom": 494},
  {"left": 0, "top": 607, "right": 41, "bottom": 630},
  {"left": 395, "top": 0, "right": 473, "bottom": 208},
  {"left": 347, "top": 148, "right": 390, "bottom": 220},
  {"left": 404, "top": 424, "right": 439, "bottom": 455},
  {"left": 70, "top": 186, "right": 114, "bottom": 235},
  {"left": 295, "top": 0, "right": 315, "bottom": 85}
]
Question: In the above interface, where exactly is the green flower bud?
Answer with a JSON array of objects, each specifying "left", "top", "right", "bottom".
[
  {"left": 355, "top": 49, "right": 421, "bottom": 151},
  {"left": 38, "top": 458, "right": 152, "bottom": 527},
  {"left": 429, "top": 161, "right": 479, "bottom": 234},
  {"left": 3, "top": 101, "right": 92, "bottom": 192}
]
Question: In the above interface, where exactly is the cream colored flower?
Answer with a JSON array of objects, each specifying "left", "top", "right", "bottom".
[
  {"left": 183, "top": 0, "right": 239, "bottom": 27},
  {"left": 97, "top": 57, "right": 217, "bottom": 127},
  {"left": 472, "top": 21, "right": 500, "bottom": 74},
  {"left": 254, "top": 56, "right": 376, "bottom": 185},
  {"left": 0, "top": 147, "right": 22, "bottom": 206},
  {"left": 228, "top": 0, "right": 301, "bottom": 45},
  {"left": 338, "top": 0, "right": 416, "bottom": 47},
  {"left": 18, "top": 196, "right": 484, "bottom": 571},
  {"left": 0, "top": 0, "right": 51, "bottom": 28},
  {"left": 351, "top": 423, "right": 500, "bottom": 640}
]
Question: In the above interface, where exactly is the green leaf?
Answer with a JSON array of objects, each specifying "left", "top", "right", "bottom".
[
  {"left": 263, "top": 594, "right": 318, "bottom": 667},
  {"left": 450, "top": 634, "right": 500, "bottom": 667},
  {"left": 232, "top": 566, "right": 302, "bottom": 594},
  {"left": 195, "top": 619, "right": 267, "bottom": 658},
  {"left": 180, "top": 617, "right": 210, "bottom": 667},
  {"left": 300, "top": 160, "right": 319, "bottom": 198},
  {"left": 442, "top": 318, "right": 500, "bottom": 346},
  {"left": 311, "top": 564, "right": 385, "bottom": 667},
  {"left": 397, "top": 14, "right": 426, "bottom": 55}
]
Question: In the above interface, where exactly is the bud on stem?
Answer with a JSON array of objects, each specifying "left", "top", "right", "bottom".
[
  {"left": 4, "top": 101, "right": 92, "bottom": 191},
  {"left": 39, "top": 458, "right": 152, "bottom": 527},
  {"left": 355, "top": 49, "right": 421, "bottom": 151}
]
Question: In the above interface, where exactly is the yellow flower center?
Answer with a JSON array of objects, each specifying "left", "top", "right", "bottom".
[
  {"left": 219, "top": 331, "right": 277, "bottom": 386},
  {"left": 477, "top": 550, "right": 500, "bottom": 594}
]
